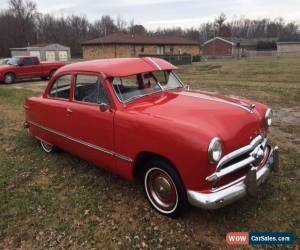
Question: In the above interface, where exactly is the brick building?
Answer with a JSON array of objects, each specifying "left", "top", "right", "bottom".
[
  {"left": 202, "top": 37, "right": 276, "bottom": 58},
  {"left": 82, "top": 33, "right": 200, "bottom": 59}
]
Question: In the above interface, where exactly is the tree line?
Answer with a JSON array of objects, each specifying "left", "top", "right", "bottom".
[{"left": 0, "top": 0, "right": 299, "bottom": 57}]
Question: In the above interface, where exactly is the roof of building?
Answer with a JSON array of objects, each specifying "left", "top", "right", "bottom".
[
  {"left": 10, "top": 43, "right": 69, "bottom": 50},
  {"left": 203, "top": 36, "right": 277, "bottom": 46},
  {"left": 82, "top": 33, "right": 200, "bottom": 46},
  {"left": 55, "top": 57, "right": 177, "bottom": 78}
]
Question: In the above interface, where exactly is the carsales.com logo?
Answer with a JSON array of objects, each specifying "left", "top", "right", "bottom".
[{"left": 226, "top": 232, "right": 294, "bottom": 245}]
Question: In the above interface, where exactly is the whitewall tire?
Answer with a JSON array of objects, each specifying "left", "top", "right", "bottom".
[
  {"left": 40, "top": 140, "right": 54, "bottom": 153},
  {"left": 143, "top": 158, "right": 189, "bottom": 218}
]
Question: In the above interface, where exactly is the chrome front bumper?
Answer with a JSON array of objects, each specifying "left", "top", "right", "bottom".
[{"left": 187, "top": 146, "right": 279, "bottom": 210}]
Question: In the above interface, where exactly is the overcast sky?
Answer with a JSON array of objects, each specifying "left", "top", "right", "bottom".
[{"left": 1, "top": 0, "right": 300, "bottom": 29}]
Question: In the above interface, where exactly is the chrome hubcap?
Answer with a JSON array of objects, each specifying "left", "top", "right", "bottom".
[
  {"left": 5, "top": 75, "right": 13, "bottom": 83},
  {"left": 146, "top": 168, "right": 177, "bottom": 211}
]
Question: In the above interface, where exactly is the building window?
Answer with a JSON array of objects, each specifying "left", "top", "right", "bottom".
[
  {"left": 130, "top": 45, "right": 136, "bottom": 56},
  {"left": 170, "top": 45, "right": 174, "bottom": 54},
  {"left": 157, "top": 45, "right": 165, "bottom": 55},
  {"left": 141, "top": 45, "right": 144, "bottom": 53}
]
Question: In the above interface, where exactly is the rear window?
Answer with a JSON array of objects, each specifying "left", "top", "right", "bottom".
[{"left": 23, "top": 57, "right": 33, "bottom": 66}]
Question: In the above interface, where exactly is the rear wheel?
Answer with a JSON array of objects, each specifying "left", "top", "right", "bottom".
[
  {"left": 48, "top": 70, "right": 56, "bottom": 79},
  {"left": 143, "top": 158, "right": 189, "bottom": 218},
  {"left": 40, "top": 140, "right": 55, "bottom": 153},
  {"left": 4, "top": 73, "right": 15, "bottom": 84}
]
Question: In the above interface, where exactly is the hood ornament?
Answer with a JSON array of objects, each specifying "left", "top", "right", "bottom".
[{"left": 250, "top": 104, "right": 256, "bottom": 110}]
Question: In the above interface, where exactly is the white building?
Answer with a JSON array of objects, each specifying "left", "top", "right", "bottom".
[{"left": 10, "top": 43, "right": 71, "bottom": 61}]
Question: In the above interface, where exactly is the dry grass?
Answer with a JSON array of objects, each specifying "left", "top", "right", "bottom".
[{"left": 0, "top": 57, "right": 299, "bottom": 249}]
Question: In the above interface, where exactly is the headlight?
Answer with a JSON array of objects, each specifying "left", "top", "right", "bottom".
[
  {"left": 208, "top": 137, "right": 223, "bottom": 164},
  {"left": 265, "top": 108, "right": 273, "bottom": 127}
]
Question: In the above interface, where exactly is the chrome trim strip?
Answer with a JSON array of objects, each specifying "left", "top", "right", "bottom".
[
  {"left": 216, "top": 135, "right": 264, "bottom": 170},
  {"left": 28, "top": 121, "right": 133, "bottom": 162},
  {"left": 114, "top": 152, "right": 133, "bottom": 162},
  {"left": 146, "top": 57, "right": 162, "bottom": 70},
  {"left": 180, "top": 91, "right": 253, "bottom": 113},
  {"left": 222, "top": 100, "right": 253, "bottom": 113}
]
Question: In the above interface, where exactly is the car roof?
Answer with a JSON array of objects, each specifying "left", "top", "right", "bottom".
[{"left": 55, "top": 57, "right": 177, "bottom": 78}]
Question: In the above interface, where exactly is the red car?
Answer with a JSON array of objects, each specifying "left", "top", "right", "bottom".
[
  {"left": 24, "top": 57, "right": 279, "bottom": 217},
  {"left": 0, "top": 56, "right": 65, "bottom": 84}
]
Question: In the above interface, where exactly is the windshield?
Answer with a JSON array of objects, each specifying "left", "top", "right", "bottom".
[
  {"left": 7, "top": 57, "right": 19, "bottom": 66},
  {"left": 0, "top": 59, "right": 8, "bottom": 64},
  {"left": 112, "top": 71, "right": 183, "bottom": 102}
]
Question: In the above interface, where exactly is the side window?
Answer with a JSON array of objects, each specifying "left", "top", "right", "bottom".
[
  {"left": 23, "top": 58, "right": 33, "bottom": 66},
  {"left": 152, "top": 71, "right": 167, "bottom": 84},
  {"left": 49, "top": 75, "right": 72, "bottom": 99},
  {"left": 32, "top": 57, "right": 39, "bottom": 65},
  {"left": 74, "top": 74, "right": 110, "bottom": 104}
]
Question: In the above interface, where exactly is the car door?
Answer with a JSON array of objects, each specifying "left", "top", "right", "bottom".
[
  {"left": 66, "top": 73, "right": 116, "bottom": 171},
  {"left": 39, "top": 74, "right": 73, "bottom": 146},
  {"left": 18, "top": 57, "right": 35, "bottom": 78},
  {"left": 31, "top": 57, "right": 42, "bottom": 77}
]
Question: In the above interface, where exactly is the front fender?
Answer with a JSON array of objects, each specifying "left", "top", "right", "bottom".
[{"left": 114, "top": 110, "right": 214, "bottom": 191}]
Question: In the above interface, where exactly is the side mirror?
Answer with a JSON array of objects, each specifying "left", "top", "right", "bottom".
[
  {"left": 99, "top": 103, "right": 110, "bottom": 112},
  {"left": 18, "top": 62, "right": 24, "bottom": 66}
]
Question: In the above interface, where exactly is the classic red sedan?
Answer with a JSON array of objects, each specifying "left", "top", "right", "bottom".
[{"left": 24, "top": 57, "right": 279, "bottom": 217}]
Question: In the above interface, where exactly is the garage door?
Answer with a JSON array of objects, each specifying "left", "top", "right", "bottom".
[
  {"left": 45, "top": 51, "right": 56, "bottom": 61},
  {"left": 58, "top": 51, "right": 68, "bottom": 61}
]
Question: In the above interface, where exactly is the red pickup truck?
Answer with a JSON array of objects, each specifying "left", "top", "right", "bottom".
[{"left": 0, "top": 56, "right": 65, "bottom": 84}]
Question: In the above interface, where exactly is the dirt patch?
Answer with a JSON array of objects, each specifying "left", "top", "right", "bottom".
[
  {"left": 275, "top": 107, "right": 300, "bottom": 126},
  {"left": 33, "top": 174, "right": 51, "bottom": 189},
  {"left": 195, "top": 64, "right": 222, "bottom": 71},
  {"left": 30, "top": 169, "right": 55, "bottom": 189}
]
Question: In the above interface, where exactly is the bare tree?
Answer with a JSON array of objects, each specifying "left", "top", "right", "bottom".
[
  {"left": 0, "top": 0, "right": 300, "bottom": 58},
  {"left": 7, "top": 0, "right": 38, "bottom": 46},
  {"left": 116, "top": 15, "right": 127, "bottom": 32},
  {"left": 214, "top": 13, "right": 226, "bottom": 32}
]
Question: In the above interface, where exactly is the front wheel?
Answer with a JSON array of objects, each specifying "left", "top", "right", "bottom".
[
  {"left": 4, "top": 73, "right": 15, "bottom": 84},
  {"left": 143, "top": 158, "right": 189, "bottom": 218},
  {"left": 48, "top": 70, "right": 56, "bottom": 79}
]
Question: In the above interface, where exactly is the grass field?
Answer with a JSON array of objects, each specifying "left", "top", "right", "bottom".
[{"left": 0, "top": 57, "right": 299, "bottom": 249}]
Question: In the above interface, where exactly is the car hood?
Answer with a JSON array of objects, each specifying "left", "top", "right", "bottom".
[
  {"left": 126, "top": 89, "right": 267, "bottom": 153},
  {"left": 0, "top": 64, "right": 14, "bottom": 71}
]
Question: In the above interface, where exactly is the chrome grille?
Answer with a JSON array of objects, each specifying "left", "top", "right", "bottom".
[{"left": 206, "top": 135, "right": 268, "bottom": 183}]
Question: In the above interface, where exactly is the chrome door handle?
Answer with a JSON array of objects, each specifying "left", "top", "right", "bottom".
[{"left": 66, "top": 108, "right": 72, "bottom": 113}]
